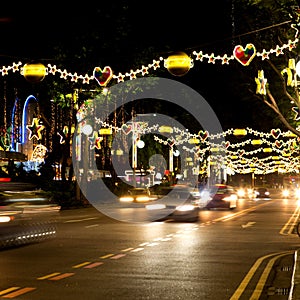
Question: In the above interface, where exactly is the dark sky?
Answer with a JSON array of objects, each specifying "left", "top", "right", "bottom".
[
  {"left": 0, "top": 2, "right": 232, "bottom": 58},
  {"left": 0, "top": 1, "right": 268, "bottom": 130}
]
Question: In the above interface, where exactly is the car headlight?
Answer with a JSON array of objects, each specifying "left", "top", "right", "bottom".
[
  {"left": 237, "top": 189, "right": 246, "bottom": 197},
  {"left": 135, "top": 196, "right": 151, "bottom": 202},
  {"left": 0, "top": 215, "right": 14, "bottom": 223},
  {"left": 145, "top": 204, "right": 166, "bottom": 210},
  {"left": 265, "top": 191, "right": 270, "bottom": 196},
  {"left": 176, "top": 204, "right": 196, "bottom": 212},
  {"left": 295, "top": 189, "right": 300, "bottom": 198},
  {"left": 223, "top": 195, "right": 238, "bottom": 201},
  {"left": 119, "top": 196, "right": 134, "bottom": 202},
  {"left": 282, "top": 190, "right": 289, "bottom": 197}
]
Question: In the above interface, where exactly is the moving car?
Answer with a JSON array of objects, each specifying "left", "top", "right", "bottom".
[
  {"left": 119, "top": 187, "right": 158, "bottom": 203},
  {"left": 236, "top": 186, "right": 254, "bottom": 199},
  {"left": 146, "top": 186, "right": 200, "bottom": 222},
  {"left": 202, "top": 184, "right": 238, "bottom": 210},
  {"left": 281, "top": 188, "right": 300, "bottom": 199},
  {"left": 0, "top": 184, "right": 60, "bottom": 249},
  {"left": 254, "top": 187, "right": 270, "bottom": 199}
]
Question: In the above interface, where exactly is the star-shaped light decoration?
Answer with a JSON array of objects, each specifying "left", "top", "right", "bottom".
[
  {"left": 281, "top": 59, "right": 297, "bottom": 87},
  {"left": 26, "top": 118, "right": 45, "bottom": 140},
  {"left": 255, "top": 70, "right": 267, "bottom": 95},
  {"left": 88, "top": 131, "right": 103, "bottom": 149},
  {"left": 208, "top": 54, "right": 216, "bottom": 64},
  {"left": 221, "top": 54, "right": 231, "bottom": 65}
]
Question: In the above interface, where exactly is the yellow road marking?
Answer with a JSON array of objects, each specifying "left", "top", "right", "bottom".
[
  {"left": 280, "top": 205, "right": 300, "bottom": 235},
  {"left": 0, "top": 287, "right": 20, "bottom": 296},
  {"left": 250, "top": 252, "right": 293, "bottom": 299},
  {"left": 229, "top": 251, "right": 291, "bottom": 299},
  {"left": 72, "top": 262, "right": 91, "bottom": 268},
  {"left": 122, "top": 247, "right": 134, "bottom": 252},
  {"left": 49, "top": 273, "right": 75, "bottom": 281},
  {"left": 2, "top": 287, "right": 36, "bottom": 298},
  {"left": 37, "top": 272, "right": 61, "bottom": 280},
  {"left": 131, "top": 247, "right": 144, "bottom": 252},
  {"left": 100, "top": 253, "right": 114, "bottom": 259},
  {"left": 217, "top": 202, "right": 272, "bottom": 223}
]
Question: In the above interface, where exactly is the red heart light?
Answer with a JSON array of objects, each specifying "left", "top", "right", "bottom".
[
  {"left": 233, "top": 44, "right": 256, "bottom": 66},
  {"left": 93, "top": 66, "right": 113, "bottom": 86},
  {"left": 271, "top": 129, "right": 281, "bottom": 139}
]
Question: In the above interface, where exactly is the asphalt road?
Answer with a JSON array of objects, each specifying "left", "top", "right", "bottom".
[{"left": 0, "top": 191, "right": 299, "bottom": 299}]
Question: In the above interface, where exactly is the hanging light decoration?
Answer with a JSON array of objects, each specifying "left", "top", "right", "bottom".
[
  {"left": 21, "top": 63, "right": 47, "bottom": 83},
  {"left": 233, "top": 128, "right": 247, "bottom": 137},
  {"left": 164, "top": 52, "right": 194, "bottom": 76}
]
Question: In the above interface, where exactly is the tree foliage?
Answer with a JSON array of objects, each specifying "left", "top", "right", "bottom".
[{"left": 230, "top": 0, "right": 300, "bottom": 134}]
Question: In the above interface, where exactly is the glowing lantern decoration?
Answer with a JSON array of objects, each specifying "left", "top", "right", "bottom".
[
  {"left": 251, "top": 139, "right": 262, "bottom": 145},
  {"left": 233, "top": 129, "right": 247, "bottom": 137},
  {"left": 116, "top": 150, "right": 124, "bottom": 155},
  {"left": 159, "top": 126, "right": 173, "bottom": 133},
  {"left": 99, "top": 128, "right": 112, "bottom": 135},
  {"left": 164, "top": 52, "right": 193, "bottom": 76},
  {"left": 21, "top": 63, "right": 47, "bottom": 83},
  {"left": 189, "top": 138, "right": 200, "bottom": 144}
]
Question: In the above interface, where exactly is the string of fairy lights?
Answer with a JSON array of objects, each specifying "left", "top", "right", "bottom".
[
  {"left": 0, "top": 15, "right": 299, "bottom": 85},
  {"left": 75, "top": 115, "right": 300, "bottom": 175}
]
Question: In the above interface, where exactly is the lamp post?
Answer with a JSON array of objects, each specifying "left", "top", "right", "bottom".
[
  {"left": 81, "top": 124, "right": 93, "bottom": 195},
  {"left": 131, "top": 118, "right": 146, "bottom": 187}
]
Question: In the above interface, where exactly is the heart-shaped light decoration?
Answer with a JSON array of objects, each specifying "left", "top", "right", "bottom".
[
  {"left": 121, "top": 124, "right": 132, "bottom": 135},
  {"left": 93, "top": 66, "right": 113, "bottom": 86},
  {"left": 167, "top": 138, "right": 175, "bottom": 147},
  {"left": 238, "top": 149, "right": 245, "bottom": 157},
  {"left": 275, "top": 140, "right": 283, "bottom": 148},
  {"left": 271, "top": 128, "right": 281, "bottom": 139},
  {"left": 233, "top": 44, "right": 256, "bottom": 66},
  {"left": 198, "top": 130, "right": 209, "bottom": 141}
]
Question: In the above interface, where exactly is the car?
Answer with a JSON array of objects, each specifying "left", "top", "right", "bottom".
[
  {"left": 0, "top": 185, "right": 60, "bottom": 249},
  {"left": 254, "top": 187, "right": 270, "bottom": 199},
  {"left": 145, "top": 186, "right": 200, "bottom": 222},
  {"left": 281, "top": 188, "right": 300, "bottom": 199},
  {"left": 236, "top": 186, "right": 254, "bottom": 199},
  {"left": 119, "top": 187, "right": 158, "bottom": 203},
  {"left": 202, "top": 184, "right": 238, "bottom": 210}
]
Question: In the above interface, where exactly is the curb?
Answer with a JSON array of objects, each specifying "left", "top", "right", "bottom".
[{"left": 290, "top": 249, "right": 300, "bottom": 299}]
